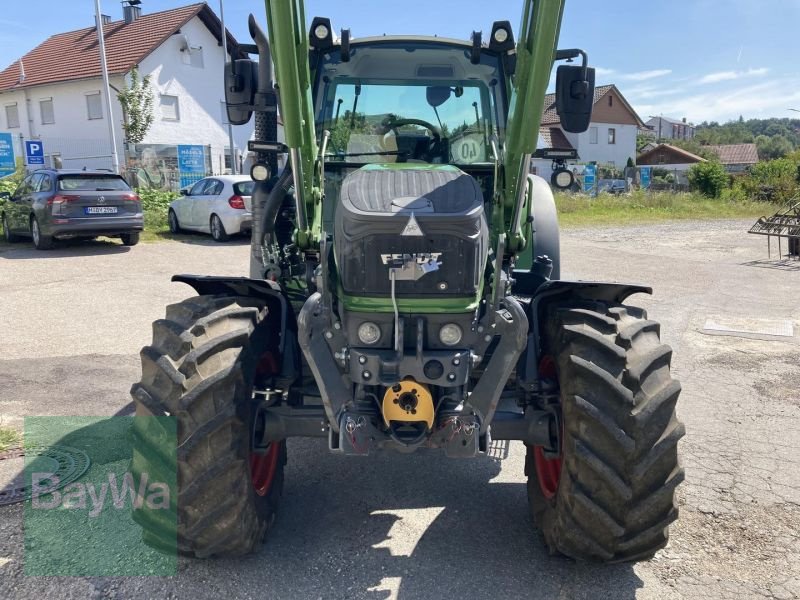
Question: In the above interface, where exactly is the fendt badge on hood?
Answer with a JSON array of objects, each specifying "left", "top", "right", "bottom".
[
  {"left": 401, "top": 212, "right": 424, "bottom": 237},
  {"left": 381, "top": 253, "right": 442, "bottom": 281}
]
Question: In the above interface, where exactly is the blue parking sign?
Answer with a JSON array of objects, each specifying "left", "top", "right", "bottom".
[{"left": 25, "top": 140, "right": 45, "bottom": 165}]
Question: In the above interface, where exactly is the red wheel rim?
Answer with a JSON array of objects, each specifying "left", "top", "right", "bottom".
[
  {"left": 250, "top": 350, "right": 281, "bottom": 496},
  {"left": 250, "top": 444, "right": 281, "bottom": 496},
  {"left": 533, "top": 355, "right": 562, "bottom": 500}
]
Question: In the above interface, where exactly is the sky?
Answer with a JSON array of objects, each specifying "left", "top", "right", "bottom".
[{"left": 2, "top": 0, "right": 799, "bottom": 124}]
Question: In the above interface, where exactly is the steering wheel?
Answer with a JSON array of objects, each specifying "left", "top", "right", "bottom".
[{"left": 381, "top": 117, "right": 443, "bottom": 162}]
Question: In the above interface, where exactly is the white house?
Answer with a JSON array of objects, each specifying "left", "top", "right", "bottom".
[
  {"left": 533, "top": 84, "right": 645, "bottom": 181},
  {"left": 644, "top": 115, "right": 695, "bottom": 141},
  {"left": 0, "top": 2, "right": 253, "bottom": 188}
]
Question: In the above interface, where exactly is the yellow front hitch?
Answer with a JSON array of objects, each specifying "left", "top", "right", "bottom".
[{"left": 381, "top": 380, "right": 435, "bottom": 430}]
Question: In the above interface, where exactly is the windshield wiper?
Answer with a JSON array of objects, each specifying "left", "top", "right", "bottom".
[{"left": 95, "top": 188, "right": 116, "bottom": 191}]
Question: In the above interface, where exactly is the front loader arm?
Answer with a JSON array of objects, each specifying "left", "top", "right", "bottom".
[
  {"left": 502, "top": 0, "right": 565, "bottom": 254},
  {"left": 264, "top": 0, "right": 321, "bottom": 249}
]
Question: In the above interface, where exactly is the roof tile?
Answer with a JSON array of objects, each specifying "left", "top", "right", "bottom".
[
  {"left": 706, "top": 144, "right": 759, "bottom": 165},
  {"left": 0, "top": 4, "right": 206, "bottom": 91}
]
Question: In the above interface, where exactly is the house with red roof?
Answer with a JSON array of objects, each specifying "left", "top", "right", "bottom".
[
  {"left": 0, "top": 2, "right": 250, "bottom": 184},
  {"left": 534, "top": 84, "right": 645, "bottom": 181}
]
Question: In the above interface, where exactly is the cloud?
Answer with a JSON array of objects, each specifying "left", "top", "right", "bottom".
[
  {"left": 620, "top": 69, "right": 672, "bottom": 82},
  {"left": 698, "top": 67, "right": 769, "bottom": 84},
  {"left": 632, "top": 78, "right": 800, "bottom": 123},
  {"left": 595, "top": 67, "right": 616, "bottom": 76}
]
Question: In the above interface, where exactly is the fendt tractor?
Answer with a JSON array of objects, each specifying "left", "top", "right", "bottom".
[{"left": 131, "top": 0, "right": 685, "bottom": 562}]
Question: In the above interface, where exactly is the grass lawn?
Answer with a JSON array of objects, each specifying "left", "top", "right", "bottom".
[{"left": 555, "top": 190, "right": 780, "bottom": 228}]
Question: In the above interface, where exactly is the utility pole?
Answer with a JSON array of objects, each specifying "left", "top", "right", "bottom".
[
  {"left": 94, "top": 0, "right": 120, "bottom": 173},
  {"left": 219, "top": 0, "right": 237, "bottom": 174}
]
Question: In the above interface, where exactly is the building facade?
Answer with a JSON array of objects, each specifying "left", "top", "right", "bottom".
[{"left": 0, "top": 3, "right": 252, "bottom": 188}]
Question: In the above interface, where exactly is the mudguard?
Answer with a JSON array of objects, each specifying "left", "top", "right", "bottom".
[
  {"left": 516, "top": 279, "right": 653, "bottom": 385},
  {"left": 171, "top": 275, "right": 299, "bottom": 380}
]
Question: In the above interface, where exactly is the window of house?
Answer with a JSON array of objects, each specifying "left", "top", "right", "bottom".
[
  {"left": 5, "top": 103, "right": 19, "bottom": 128},
  {"left": 160, "top": 95, "right": 180, "bottom": 121},
  {"left": 182, "top": 47, "right": 204, "bottom": 68},
  {"left": 589, "top": 126, "right": 598, "bottom": 144},
  {"left": 608, "top": 94, "right": 613, "bottom": 107},
  {"left": 608, "top": 128, "right": 616, "bottom": 145},
  {"left": 86, "top": 92, "right": 103, "bottom": 120},
  {"left": 40, "top": 98, "right": 55, "bottom": 124}
]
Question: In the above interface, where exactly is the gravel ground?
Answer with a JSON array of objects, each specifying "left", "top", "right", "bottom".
[{"left": 0, "top": 220, "right": 799, "bottom": 599}]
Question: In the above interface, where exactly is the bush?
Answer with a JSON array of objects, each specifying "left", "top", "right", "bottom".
[
  {"left": 687, "top": 161, "right": 728, "bottom": 198},
  {"left": 136, "top": 188, "right": 178, "bottom": 214},
  {"left": 738, "top": 158, "right": 799, "bottom": 204}
]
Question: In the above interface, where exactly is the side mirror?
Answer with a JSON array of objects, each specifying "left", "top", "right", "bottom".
[
  {"left": 555, "top": 65, "right": 596, "bottom": 133},
  {"left": 179, "top": 189, "right": 188, "bottom": 196},
  {"left": 225, "top": 59, "right": 259, "bottom": 126},
  {"left": 426, "top": 86, "right": 451, "bottom": 108}
]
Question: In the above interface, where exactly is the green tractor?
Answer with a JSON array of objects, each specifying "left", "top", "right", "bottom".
[{"left": 131, "top": 0, "right": 684, "bottom": 562}]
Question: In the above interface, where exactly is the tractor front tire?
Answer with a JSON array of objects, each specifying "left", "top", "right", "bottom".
[
  {"left": 527, "top": 301, "right": 685, "bottom": 562},
  {"left": 130, "top": 294, "right": 285, "bottom": 558}
]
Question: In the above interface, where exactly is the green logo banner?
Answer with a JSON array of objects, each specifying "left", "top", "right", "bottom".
[{"left": 24, "top": 416, "right": 177, "bottom": 576}]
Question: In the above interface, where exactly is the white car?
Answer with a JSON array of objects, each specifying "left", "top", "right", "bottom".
[{"left": 168, "top": 175, "right": 254, "bottom": 242}]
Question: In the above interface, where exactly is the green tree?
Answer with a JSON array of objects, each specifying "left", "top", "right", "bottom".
[
  {"left": 687, "top": 161, "right": 728, "bottom": 198},
  {"left": 755, "top": 134, "right": 793, "bottom": 160},
  {"left": 117, "top": 68, "right": 154, "bottom": 145}
]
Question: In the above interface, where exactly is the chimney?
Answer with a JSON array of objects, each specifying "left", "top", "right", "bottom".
[
  {"left": 95, "top": 14, "right": 111, "bottom": 26},
  {"left": 682, "top": 117, "right": 687, "bottom": 123},
  {"left": 123, "top": 4, "right": 141, "bottom": 24}
]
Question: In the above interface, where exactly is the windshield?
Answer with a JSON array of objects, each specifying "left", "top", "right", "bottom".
[{"left": 315, "top": 41, "right": 505, "bottom": 166}]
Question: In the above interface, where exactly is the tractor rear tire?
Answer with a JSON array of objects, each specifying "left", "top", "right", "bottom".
[
  {"left": 526, "top": 301, "right": 685, "bottom": 562},
  {"left": 130, "top": 294, "right": 286, "bottom": 558}
]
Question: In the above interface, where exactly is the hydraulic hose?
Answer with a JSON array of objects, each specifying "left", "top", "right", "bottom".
[{"left": 260, "top": 167, "right": 294, "bottom": 240}]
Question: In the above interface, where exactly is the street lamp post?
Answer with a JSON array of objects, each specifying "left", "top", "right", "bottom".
[
  {"left": 219, "top": 0, "right": 237, "bottom": 174},
  {"left": 94, "top": 0, "right": 120, "bottom": 174}
]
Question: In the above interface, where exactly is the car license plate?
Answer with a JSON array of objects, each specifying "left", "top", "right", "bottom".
[{"left": 85, "top": 206, "right": 118, "bottom": 214}]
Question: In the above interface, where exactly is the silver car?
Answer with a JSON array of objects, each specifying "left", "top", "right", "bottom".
[{"left": 168, "top": 175, "right": 254, "bottom": 242}]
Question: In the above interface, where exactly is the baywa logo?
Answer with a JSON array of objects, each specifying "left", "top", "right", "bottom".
[{"left": 31, "top": 471, "right": 170, "bottom": 518}]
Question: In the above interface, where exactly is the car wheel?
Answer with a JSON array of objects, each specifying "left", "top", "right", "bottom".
[
  {"left": 210, "top": 214, "right": 229, "bottom": 242},
  {"left": 168, "top": 209, "right": 181, "bottom": 234},
  {"left": 3, "top": 214, "right": 21, "bottom": 243},
  {"left": 120, "top": 232, "right": 140, "bottom": 246},
  {"left": 31, "top": 216, "right": 54, "bottom": 250}
]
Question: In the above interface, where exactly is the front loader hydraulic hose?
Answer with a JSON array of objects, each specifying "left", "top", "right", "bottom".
[{"left": 260, "top": 167, "right": 294, "bottom": 240}]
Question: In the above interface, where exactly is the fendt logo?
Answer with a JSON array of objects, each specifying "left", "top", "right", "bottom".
[{"left": 381, "top": 252, "right": 443, "bottom": 266}]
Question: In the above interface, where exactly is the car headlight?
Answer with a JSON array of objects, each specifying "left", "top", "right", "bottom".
[
  {"left": 439, "top": 323, "right": 463, "bottom": 346},
  {"left": 357, "top": 322, "right": 381, "bottom": 345}
]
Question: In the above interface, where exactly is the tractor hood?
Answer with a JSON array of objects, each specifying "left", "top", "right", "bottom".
[{"left": 334, "top": 164, "right": 489, "bottom": 300}]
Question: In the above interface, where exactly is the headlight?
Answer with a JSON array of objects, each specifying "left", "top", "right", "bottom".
[
  {"left": 493, "top": 28, "right": 509, "bottom": 44},
  {"left": 251, "top": 163, "right": 270, "bottom": 182},
  {"left": 439, "top": 323, "right": 463, "bottom": 346},
  {"left": 314, "top": 24, "right": 330, "bottom": 40},
  {"left": 357, "top": 322, "right": 381, "bottom": 345}
]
